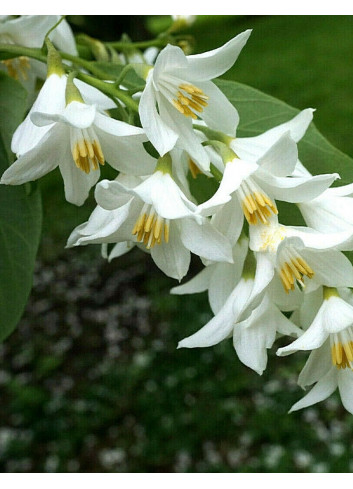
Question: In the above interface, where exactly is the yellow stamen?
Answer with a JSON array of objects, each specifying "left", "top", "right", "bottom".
[
  {"left": 132, "top": 206, "right": 169, "bottom": 249},
  {"left": 172, "top": 83, "right": 209, "bottom": 119},
  {"left": 188, "top": 159, "right": 202, "bottom": 179},
  {"left": 72, "top": 137, "right": 105, "bottom": 173},
  {"left": 279, "top": 255, "right": 314, "bottom": 293},
  {"left": 2, "top": 56, "right": 30, "bottom": 81},
  {"left": 331, "top": 341, "right": 353, "bottom": 369},
  {"left": 241, "top": 191, "right": 278, "bottom": 226}
]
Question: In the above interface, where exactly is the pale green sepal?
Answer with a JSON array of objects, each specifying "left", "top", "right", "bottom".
[
  {"left": 45, "top": 38, "right": 65, "bottom": 77},
  {"left": 203, "top": 139, "right": 237, "bottom": 164},
  {"left": 323, "top": 286, "right": 339, "bottom": 300},
  {"left": 155, "top": 153, "right": 172, "bottom": 175},
  {"left": 65, "top": 72, "right": 84, "bottom": 105}
]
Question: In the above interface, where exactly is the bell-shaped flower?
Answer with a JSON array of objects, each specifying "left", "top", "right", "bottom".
[
  {"left": 277, "top": 287, "right": 353, "bottom": 414},
  {"left": 67, "top": 154, "right": 233, "bottom": 280},
  {"left": 1, "top": 93, "right": 155, "bottom": 206},
  {"left": 249, "top": 215, "right": 353, "bottom": 294},
  {"left": 138, "top": 29, "right": 252, "bottom": 170},
  {"left": 177, "top": 247, "right": 301, "bottom": 374},
  {"left": 11, "top": 57, "right": 116, "bottom": 158},
  {"left": 196, "top": 133, "right": 339, "bottom": 246},
  {"left": 228, "top": 108, "right": 315, "bottom": 177}
]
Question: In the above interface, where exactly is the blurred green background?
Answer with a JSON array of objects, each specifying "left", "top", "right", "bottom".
[{"left": 1, "top": 15, "right": 353, "bottom": 473}]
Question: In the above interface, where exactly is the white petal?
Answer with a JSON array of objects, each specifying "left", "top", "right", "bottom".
[
  {"left": 11, "top": 74, "right": 67, "bottom": 156},
  {"left": 338, "top": 369, "right": 353, "bottom": 414},
  {"left": 257, "top": 132, "right": 298, "bottom": 177},
  {"left": 139, "top": 78, "right": 178, "bottom": 156},
  {"left": 134, "top": 172, "right": 197, "bottom": 220},
  {"left": 150, "top": 222, "right": 190, "bottom": 280},
  {"left": 108, "top": 242, "right": 135, "bottom": 261},
  {"left": 32, "top": 101, "right": 97, "bottom": 129},
  {"left": 197, "top": 159, "right": 258, "bottom": 216},
  {"left": 322, "top": 296, "right": 353, "bottom": 334},
  {"left": 49, "top": 18, "right": 77, "bottom": 55},
  {"left": 94, "top": 179, "right": 138, "bottom": 210},
  {"left": 258, "top": 172, "right": 339, "bottom": 203},
  {"left": 196, "top": 81, "right": 238, "bottom": 136},
  {"left": 185, "top": 30, "right": 252, "bottom": 81},
  {"left": 2, "top": 125, "right": 63, "bottom": 184},
  {"left": 299, "top": 195, "right": 353, "bottom": 233},
  {"left": 170, "top": 266, "right": 214, "bottom": 295},
  {"left": 153, "top": 44, "right": 188, "bottom": 81},
  {"left": 302, "top": 249, "right": 353, "bottom": 288},
  {"left": 95, "top": 127, "right": 156, "bottom": 176},
  {"left": 297, "top": 341, "right": 332, "bottom": 389},
  {"left": 276, "top": 305, "right": 329, "bottom": 356},
  {"left": 232, "top": 108, "right": 314, "bottom": 161},
  {"left": 2, "top": 15, "right": 58, "bottom": 47},
  {"left": 289, "top": 367, "right": 337, "bottom": 413},
  {"left": 75, "top": 79, "right": 116, "bottom": 110},
  {"left": 210, "top": 199, "right": 244, "bottom": 247},
  {"left": 59, "top": 148, "right": 100, "bottom": 206},
  {"left": 179, "top": 217, "right": 233, "bottom": 263}
]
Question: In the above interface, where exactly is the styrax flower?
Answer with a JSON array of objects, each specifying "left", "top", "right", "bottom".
[
  {"left": 177, "top": 248, "right": 301, "bottom": 374},
  {"left": 68, "top": 154, "right": 233, "bottom": 280},
  {"left": 139, "top": 30, "right": 251, "bottom": 169},
  {"left": 277, "top": 287, "right": 353, "bottom": 414},
  {"left": 2, "top": 99, "right": 155, "bottom": 206},
  {"left": 249, "top": 215, "right": 353, "bottom": 294}
]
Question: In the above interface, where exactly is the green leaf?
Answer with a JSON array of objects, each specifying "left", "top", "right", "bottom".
[
  {"left": 216, "top": 78, "right": 353, "bottom": 186},
  {"left": 0, "top": 72, "right": 42, "bottom": 341}
]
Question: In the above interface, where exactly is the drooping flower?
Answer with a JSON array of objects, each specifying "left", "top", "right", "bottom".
[
  {"left": 67, "top": 154, "right": 233, "bottom": 280},
  {"left": 196, "top": 133, "right": 339, "bottom": 245},
  {"left": 177, "top": 247, "right": 301, "bottom": 374},
  {"left": 249, "top": 215, "right": 353, "bottom": 294},
  {"left": 138, "top": 30, "right": 252, "bottom": 169},
  {"left": 277, "top": 287, "right": 353, "bottom": 414},
  {"left": 1, "top": 78, "right": 155, "bottom": 206}
]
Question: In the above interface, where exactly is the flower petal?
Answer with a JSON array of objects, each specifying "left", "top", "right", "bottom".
[
  {"left": 257, "top": 132, "right": 298, "bottom": 177},
  {"left": 170, "top": 265, "right": 214, "bottom": 295},
  {"left": 150, "top": 222, "right": 190, "bottom": 280},
  {"left": 185, "top": 30, "right": 252, "bottom": 81},
  {"left": 289, "top": 367, "right": 337, "bottom": 413},
  {"left": 297, "top": 341, "right": 332, "bottom": 389},
  {"left": 338, "top": 369, "right": 353, "bottom": 414}
]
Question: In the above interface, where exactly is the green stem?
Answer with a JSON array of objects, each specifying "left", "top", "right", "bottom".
[
  {"left": 58, "top": 51, "right": 116, "bottom": 80},
  {"left": 0, "top": 44, "right": 47, "bottom": 63},
  {"left": 76, "top": 72, "right": 139, "bottom": 112},
  {"left": 114, "top": 64, "right": 134, "bottom": 87},
  {"left": 105, "top": 38, "right": 167, "bottom": 50}
]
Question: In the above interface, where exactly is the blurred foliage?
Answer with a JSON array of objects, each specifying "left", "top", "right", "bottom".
[{"left": 2, "top": 15, "right": 353, "bottom": 473}]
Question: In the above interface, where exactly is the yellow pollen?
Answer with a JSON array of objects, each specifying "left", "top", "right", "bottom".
[
  {"left": 241, "top": 192, "right": 278, "bottom": 225},
  {"left": 132, "top": 208, "right": 170, "bottom": 249},
  {"left": 279, "top": 256, "right": 314, "bottom": 293},
  {"left": 331, "top": 341, "right": 353, "bottom": 369},
  {"left": 72, "top": 138, "right": 105, "bottom": 174},
  {"left": 172, "top": 83, "right": 209, "bottom": 119},
  {"left": 188, "top": 159, "right": 202, "bottom": 179},
  {"left": 2, "top": 56, "right": 30, "bottom": 81}
]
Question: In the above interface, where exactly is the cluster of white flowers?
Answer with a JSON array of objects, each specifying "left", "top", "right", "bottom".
[{"left": 3, "top": 16, "right": 353, "bottom": 414}]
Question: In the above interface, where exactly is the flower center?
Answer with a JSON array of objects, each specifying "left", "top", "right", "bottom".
[
  {"left": 172, "top": 83, "right": 209, "bottom": 119},
  {"left": 330, "top": 328, "right": 353, "bottom": 369},
  {"left": 278, "top": 246, "right": 314, "bottom": 293},
  {"left": 132, "top": 203, "right": 170, "bottom": 249},
  {"left": 70, "top": 127, "right": 105, "bottom": 174},
  {"left": 2, "top": 56, "right": 30, "bottom": 81},
  {"left": 237, "top": 177, "right": 278, "bottom": 225}
]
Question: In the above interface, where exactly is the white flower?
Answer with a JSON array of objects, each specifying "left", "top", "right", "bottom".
[
  {"left": 68, "top": 156, "right": 233, "bottom": 280},
  {"left": 0, "top": 15, "right": 77, "bottom": 86},
  {"left": 229, "top": 108, "right": 315, "bottom": 176},
  {"left": 139, "top": 30, "right": 252, "bottom": 169},
  {"left": 277, "top": 287, "right": 353, "bottom": 414},
  {"left": 11, "top": 73, "right": 116, "bottom": 157},
  {"left": 197, "top": 133, "right": 339, "bottom": 245},
  {"left": 2, "top": 100, "right": 155, "bottom": 206},
  {"left": 249, "top": 215, "right": 353, "bottom": 294},
  {"left": 177, "top": 248, "right": 301, "bottom": 374}
]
